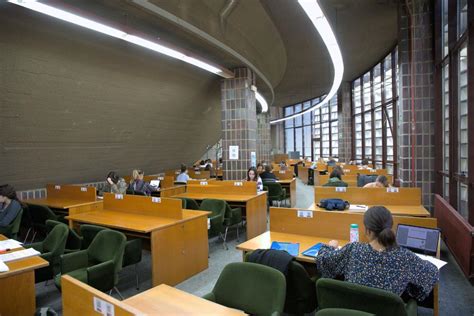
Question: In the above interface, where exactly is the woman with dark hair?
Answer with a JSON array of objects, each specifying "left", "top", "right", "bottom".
[
  {"left": 0, "top": 184, "right": 22, "bottom": 227},
  {"left": 102, "top": 171, "right": 127, "bottom": 195},
  {"left": 322, "top": 169, "right": 348, "bottom": 187},
  {"left": 315, "top": 206, "right": 439, "bottom": 301},
  {"left": 246, "top": 167, "right": 263, "bottom": 192}
]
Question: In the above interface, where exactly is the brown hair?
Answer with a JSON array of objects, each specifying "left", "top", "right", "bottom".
[{"left": 363, "top": 206, "right": 397, "bottom": 249}]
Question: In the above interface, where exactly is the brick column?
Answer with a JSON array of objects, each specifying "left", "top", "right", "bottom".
[
  {"left": 338, "top": 82, "right": 352, "bottom": 162},
  {"left": 221, "top": 68, "right": 257, "bottom": 180},
  {"left": 398, "top": 0, "right": 435, "bottom": 209},
  {"left": 257, "top": 113, "right": 271, "bottom": 164}
]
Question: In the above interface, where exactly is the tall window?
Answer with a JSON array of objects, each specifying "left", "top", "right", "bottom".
[
  {"left": 284, "top": 95, "right": 338, "bottom": 159},
  {"left": 458, "top": 44, "right": 468, "bottom": 216},
  {"left": 351, "top": 48, "right": 398, "bottom": 173}
]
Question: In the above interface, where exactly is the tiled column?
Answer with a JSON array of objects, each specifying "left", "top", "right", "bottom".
[
  {"left": 398, "top": 0, "right": 435, "bottom": 209},
  {"left": 221, "top": 68, "right": 257, "bottom": 180},
  {"left": 338, "top": 82, "right": 352, "bottom": 162},
  {"left": 257, "top": 113, "right": 271, "bottom": 164},
  {"left": 270, "top": 106, "right": 285, "bottom": 156}
]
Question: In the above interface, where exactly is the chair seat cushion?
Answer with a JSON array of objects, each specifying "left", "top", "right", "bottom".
[{"left": 55, "top": 268, "right": 88, "bottom": 289}]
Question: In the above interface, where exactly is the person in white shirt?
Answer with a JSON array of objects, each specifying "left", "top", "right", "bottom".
[
  {"left": 247, "top": 167, "right": 263, "bottom": 192},
  {"left": 176, "top": 164, "right": 191, "bottom": 183}
]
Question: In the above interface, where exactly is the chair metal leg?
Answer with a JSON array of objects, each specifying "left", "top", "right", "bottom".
[
  {"left": 135, "top": 263, "right": 139, "bottom": 290},
  {"left": 220, "top": 229, "right": 229, "bottom": 250},
  {"left": 236, "top": 225, "right": 240, "bottom": 241},
  {"left": 23, "top": 228, "right": 32, "bottom": 244},
  {"left": 31, "top": 230, "right": 37, "bottom": 243},
  {"left": 113, "top": 287, "right": 124, "bottom": 300}
]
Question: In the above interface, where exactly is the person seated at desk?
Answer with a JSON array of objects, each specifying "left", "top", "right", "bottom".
[
  {"left": 322, "top": 170, "right": 348, "bottom": 187},
  {"left": 256, "top": 163, "right": 264, "bottom": 175},
  {"left": 363, "top": 175, "right": 390, "bottom": 188},
  {"left": 316, "top": 206, "right": 439, "bottom": 301},
  {"left": 0, "top": 184, "right": 22, "bottom": 228},
  {"left": 198, "top": 160, "right": 206, "bottom": 170},
  {"left": 359, "top": 158, "right": 370, "bottom": 169},
  {"left": 246, "top": 167, "right": 263, "bottom": 192},
  {"left": 279, "top": 161, "right": 288, "bottom": 171},
  {"left": 176, "top": 164, "right": 191, "bottom": 183},
  {"left": 128, "top": 169, "right": 158, "bottom": 195},
  {"left": 260, "top": 165, "right": 278, "bottom": 182},
  {"left": 327, "top": 157, "right": 337, "bottom": 167},
  {"left": 102, "top": 171, "right": 127, "bottom": 195}
]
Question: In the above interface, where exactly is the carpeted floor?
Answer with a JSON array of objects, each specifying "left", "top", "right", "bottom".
[{"left": 36, "top": 179, "right": 474, "bottom": 315}]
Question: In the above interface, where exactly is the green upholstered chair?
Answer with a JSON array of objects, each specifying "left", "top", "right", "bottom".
[
  {"left": 315, "top": 308, "right": 374, "bottom": 316},
  {"left": 222, "top": 202, "right": 243, "bottom": 247},
  {"left": 0, "top": 208, "right": 23, "bottom": 240},
  {"left": 263, "top": 182, "right": 287, "bottom": 207},
  {"left": 28, "top": 223, "right": 68, "bottom": 283},
  {"left": 178, "top": 197, "right": 200, "bottom": 210},
  {"left": 80, "top": 224, "right": 142, "bottom": 290},
  {"left": 46, "top": 220, "right": 82, "bottom": 253},
  {"left": 26, "top": 203, "right": 58, "bottom": 241},
  {"left": 316, "top": 278, "right": 417, "bottom": 316},
  {"left": 202, "top": 262, "right": 286, "bottom": 316},
  {"left": 244, "top": 252, "right": 317, "bottom": 315},
  {"left": 199, "top": 199, "right": 226, "bottom": 246},
  {"left": 54, "top": 230, "right": 126, "bottom": 297}
]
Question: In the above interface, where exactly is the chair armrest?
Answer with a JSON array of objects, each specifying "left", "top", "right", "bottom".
[
  {"left": 87, "top": 260, "right": 115, "bottom": 291},
  {"left": 281, "top": 188, "right": 286, "bottom": 198},
  {"left": 60, "top": 250, "right": 88, "bottom": 274},
  {"left": 40, "top": 251, "right": 53, "bottom": 263},
  {"left": 202, "top": 292, "right": 216, "bottom": 302},
  {"left": 27, "top": 242, "right": 43, "bottom": 252}
]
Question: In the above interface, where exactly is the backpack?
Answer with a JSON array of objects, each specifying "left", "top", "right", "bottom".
[{"left": 318, "top": 198, "right": 349, "bottom": 211}]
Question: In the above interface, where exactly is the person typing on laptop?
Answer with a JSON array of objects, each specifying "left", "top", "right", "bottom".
[{"left": 315, "top": 206, "right": 439, "bottom": 301}]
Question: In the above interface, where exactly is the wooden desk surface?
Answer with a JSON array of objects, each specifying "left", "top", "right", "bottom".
[
  {"left": 124, "top": 284, "right": 246, "bottom": 315},
  {"left": 236, "top": 231, "right": 348, "bottom": 264},
  {"left": 308, "top": 203, "right": 430, "bottom": 217},
  {"left": 0, "top": 235, "right": 49, "bottom": 279},
  {"left": 173, "top": 192, "right": 267, "bottom": 202},
  {"left": 67, "top": 209, "right": 210, "bottom": 233},
  {"left": 23, "top": 198, "right": 102, "bottom": 209},
  {"left": 277, "top": 179, "right": 296, "bottom": 184}
]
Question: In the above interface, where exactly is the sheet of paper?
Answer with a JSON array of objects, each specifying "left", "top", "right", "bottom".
[
  {"left": 0, "top": 239, "right": 23, "bottom": 251},
  {"left": 348, "top": 204, "right": 368, "bottom": 212},
  {"left": 0, "top": 248, "right": 40, "bottom": 263},
  {"left": 0, "top": 259, "right": 9, "bottom": 272},
  {"left": 415, "top": 254, "right": 447, "bottom": 270}
]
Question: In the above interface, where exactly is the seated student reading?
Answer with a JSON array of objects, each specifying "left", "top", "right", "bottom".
[
  {"left": 176, "top": 164, "right": 191, "bottom": 183},
  {"left": 363, "top": 175, "right": 390, "bottom": 188},
  {"left": 260, "top": 164, "right": 278, "bottom": 182},
  {"left": 359, "top": 158, "right": 370, "bottom": 169},
  {"left": 316, "top": 206, "right": 439, "bottom": 301},
  {"left": 101, "top": 171, "right": 127, "bottom": 195},
  {"left": 322, "top": 170, "right": 348, "bottom": 187},
  {"left": 246, "top": 167, "right": 263, "bottom": 192},
  {"left": 128, "top": 169, "right": 157, "bottom": 195},
  {"left": 0, "top": 184, "right": 22, "bottom": 228}
]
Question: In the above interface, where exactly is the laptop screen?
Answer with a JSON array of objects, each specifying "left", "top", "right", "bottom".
[
  {"left": 150, "top": 180, "right": 160, "bottom": 188},
  {"left": 396, "top": 224, "right": 440, "bottom": 256}
]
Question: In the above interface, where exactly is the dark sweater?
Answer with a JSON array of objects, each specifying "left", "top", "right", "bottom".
[{"left": 0, "top": 200, "right": 22, "bottom": 227}]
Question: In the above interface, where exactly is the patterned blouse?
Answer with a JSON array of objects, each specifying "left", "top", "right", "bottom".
[{"left": 315, "top": 243, "right": 439, "bottom": 301}]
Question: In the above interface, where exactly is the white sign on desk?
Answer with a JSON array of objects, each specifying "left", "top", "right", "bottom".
[
  {"left": 297, "top": 210, "right": 313, "bottom": 218},
  {"left": 93, "top": 297, "right": 115, "bottom": 316},
  {"left": 81, "top": 187, "right": 88, "bottom": 192},
  {"left": 229, "top": 145, "right": 239, "bottom": 160},
  {"left": 234, "top": 181, "right": 243, "bottom": 187},
  {"left": 151, "top": 197, "right": 161, "bottom": 203},
  {"left": 335, "top": 187, "right": 347, "bottom": 192},
  {"left": 387, "top": 187, "right": 399, "bottom": 193},
  {"left": 55, "top": 185, "right": 61, "bottom": 190}
]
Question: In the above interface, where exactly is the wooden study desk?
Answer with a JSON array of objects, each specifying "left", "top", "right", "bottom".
[
  {"left": 67, "top": 194, "right": 210, "bottom": 286},
  {"left": 308, "top": 203, "right": 430, "bottom": 217},
  {"left": 62, "top": 275, "right": 245, "bottom": 315},
  {"left": 276, "top": 178, "right": 297, "bottom": 207},
  {"left": 237, "top": 207, "right": 439, "bottom": 316},
  {"left": 0, "top": 235, "right": 49, "bottom": 316},
  {"left": 23, "top": 184, "right": 102, "bottom": 216},
  {"left": 316, "top": 174, "right": 393, "bottom": 187},
  {"left": 173, "top": 181, "right": 267, "bottom": 239},
  {"left": 297, "top": 165, "right": 311, "bottom": 184}
]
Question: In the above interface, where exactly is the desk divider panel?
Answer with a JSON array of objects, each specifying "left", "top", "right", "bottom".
[
  {"left": 317, "top": 174, "right": 393, "bottom": 186},
  {"left": 165, "top": 169, "right": 180, "bottom": 178},
  {"left": 314, "top": 187, "right": 421, "bottom": 205},
  {"left": 46, "top": 184, "right": 96, "bottom": 201},
  {"left": 186, "top": 181, "right": 257, "bottom": 195},
  {"left": 188, "top": 169, "right": 211, "bottom": 179},
  {"left": 123, "top": 175, "right": 161, "bottom": 183},
  {"left": 160, "top": 176, "right": 175, "bottom": 188},
  {"left": 103, "top": 193, "right": 183, "bottom": 219},
  {"left": 62, "top": 275, "right": 142, "bottom": 316},
  {"left": 275, "top": 170, "right": 294, "bottom": 180},
  {"left": 269, "top": 207, "right": 437, "bottom": 243}
]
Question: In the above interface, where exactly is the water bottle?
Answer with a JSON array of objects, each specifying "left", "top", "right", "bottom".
[{"left": 350, "top": 224, "right": 359, "bottom": 243}]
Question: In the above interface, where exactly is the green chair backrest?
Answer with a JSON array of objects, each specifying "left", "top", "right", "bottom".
[
  {"left": 199, "top": 199, "right": 226, "bottom": 219},
  {"left": 80, "top": 224, "right": 109, "bottom": 249},
  {"left": 211, "top": 262, "right": 286, "bottom": 316},
  {"left": 180, "top": 198, "right": 200, "bottom": 210},
  {"left": 87, "top": 230, "right": 126, "bottom": 281},
  {"left": 316, "top": 278, "right": 409, "bottom": 316},
  {"left": 42, "top": 224, "right": 69, "bottom": 261},
  {"left": 263, "top": 182, "right": 283, "bottom": 199},
  {"left": 46, "top": 220, "right": 82, "bottom": 250},
  {"left": 315, "top": 308, "right": 375, "bottom": 316},
  {"left": 27, "top": 204, "right": 58, "bottom": 225}
]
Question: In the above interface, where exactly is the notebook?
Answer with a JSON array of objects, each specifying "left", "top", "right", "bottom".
[
  {"left": 0, "top": 239, "right": 23, "bottom": 251},
  {"left": 270, "top": 241, "right": 300, "bottom": 257},
  {"left": 0, "top": 248, "right": 40, "bottom": 263},
  {"left": 302, "top": 243, "right": 324, "bottom": 258}
]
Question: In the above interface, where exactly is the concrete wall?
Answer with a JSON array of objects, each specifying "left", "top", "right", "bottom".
[{"left": 0, "top": 6, "right": 221, "bottom": 190}]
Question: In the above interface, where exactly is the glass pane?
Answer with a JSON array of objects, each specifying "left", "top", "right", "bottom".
[
  {"left": 384, "top": 54, "right": 393, "bottom": 101},
  {"left": 442, "top": 0, "right": 448, "bottom": 57},
  {"left": 285, "top": 128, "right": 294, "bottom": 154},
  {"left": 295, "top": 127, "right": 303, "bottom": 156},
  {"left": 458, "top": 0, "right": 467, "bottom": 37},
  {"left": 364, "top": 112, "right": 372, "bottom": 158},
  {"left": 284, "top": 106, "right": 294, "bottom": 128},
  {"left": 353, "top": 80, "right": 362, "bottom": 114},
  {"left": 458, "top": 183, "right": 468, "bottom": 220},
  {"left": 304, "top": 125, "right": 312, "bottom": 159},
  {"left": 374, "top": 108, "right": 383, "bottom": 161},
  {"left": 294, "top": 104, "right": 302, "bottom": 127},
  {"left": 386, "top": 104, "right": 394, "bottom": 162},
  {"left": 303, "top": 101, "right": 311, "bottom": 125},
  {"left": 442, "top": 64, "right": 449, "bottom": 173},
  {"left": 458, "top": 44, "right": 468, "bottom": 174},
  {"left": 363, "top": 72, "right": 371, "bottom": 110},
  {"left": 331, "top": 121, "right": 338, "bottom": 157},
  {"left": 443, "top": 177, "right": 450, "bottom": 200},
  {"left": 373, "top": 64, "right": 382, "bottom": 106}
]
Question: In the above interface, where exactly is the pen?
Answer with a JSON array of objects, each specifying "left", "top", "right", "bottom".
[{"left": 0, "top": 249, "right": 11, "bottom": 254}]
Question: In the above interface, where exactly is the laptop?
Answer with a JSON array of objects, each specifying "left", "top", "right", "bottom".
[
  {"left": 150, "top": 180, "right": 160, "bottom": 188},
  {"left": 396, "top": 224, "right": 440, "bottom": 256}
]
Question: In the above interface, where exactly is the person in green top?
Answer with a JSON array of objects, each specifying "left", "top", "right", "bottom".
[{"left": 323, "top": 169, "right": 348, "bottom": 187}]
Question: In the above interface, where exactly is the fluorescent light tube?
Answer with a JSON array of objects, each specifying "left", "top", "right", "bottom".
[
  {"left": 255, "top": 91, "right": 268, "bottom": 113},
  {"left": 270, "top": 0, "right": 344, "bottom": 124}
]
